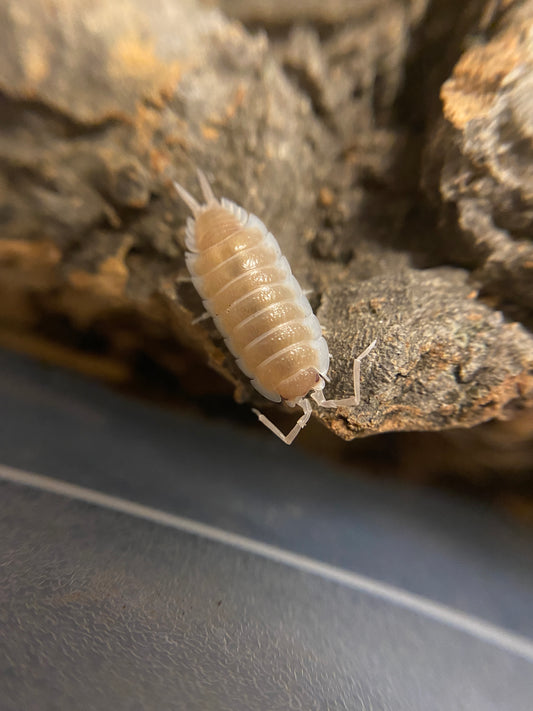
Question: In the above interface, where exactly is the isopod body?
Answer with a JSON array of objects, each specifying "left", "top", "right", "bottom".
[{"left": 175, "top": 171, "right": 375, "bottom": 444}]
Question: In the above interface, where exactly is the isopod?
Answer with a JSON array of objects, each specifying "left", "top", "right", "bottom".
[{"left": 174, "top": 170, "right": 376, "bottom": 444}]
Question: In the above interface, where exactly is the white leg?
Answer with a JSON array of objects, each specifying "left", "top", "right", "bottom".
[
  {"left": 192, "top": 312, "right": 211, "bottom": 325},
  {"left": 311, "top": 339, "right": 376, "bottom": 409},
  {"left": 252, "top": 398, "right": 312, "bottom": 445}
]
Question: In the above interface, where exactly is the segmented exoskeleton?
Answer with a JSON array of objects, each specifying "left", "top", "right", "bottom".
[{"left": 174, "top": 171, "right": 375, "bottom": 444}]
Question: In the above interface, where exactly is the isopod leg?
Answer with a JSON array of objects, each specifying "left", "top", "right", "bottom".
[
  {"left": 191, "top": 312, "right": 211, "bottom": 325},
  {"left": 252, "top": 398, "right": 312, "bottom": 445},
  {"left": 312, "top": 339, "right": 376, "bottom": 409}
]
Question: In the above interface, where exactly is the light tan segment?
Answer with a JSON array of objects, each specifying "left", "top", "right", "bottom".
[
  {"left": 194, "top": 207, "right": 242, "bottom": 249},
  {"left": 195, "top": 241, "right": 279, "bottom": 288},
  {"left": 230, "top": 301, "right": 308, "bottom": 351},
  {"left": 255, "top": 343, "right": 322, "bottom": 393},
  {"left": 200, "top": 265, "right": 287, "bottom": 302},
  {"left": 216, "top": 284, "right": 298, "bottom": 333},
  {"left": 241, "top": 321, "right": 317, "bottom": 371},
  {"left": 196, "top": 261, "right": 281, "bottom": 299},
  {"left": 192, "top": 228, "right": 263, "bottom": 276},
  {"left": 278, "top": 368, "right": 322, "bottom": 403},
  {"left": 209, "top": 270, "right": 287, "bottom": 312}
]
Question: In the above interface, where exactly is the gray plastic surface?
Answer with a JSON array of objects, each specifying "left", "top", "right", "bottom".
[{"left": 1, "top": 349, "right": 533, "bottom": 710}]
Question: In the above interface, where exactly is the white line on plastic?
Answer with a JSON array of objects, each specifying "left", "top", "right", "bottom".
[{"left": 1, "top": 462, "right": 533, "bottom": 663}]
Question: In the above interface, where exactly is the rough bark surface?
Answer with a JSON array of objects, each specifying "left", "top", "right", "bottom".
[
  {"left": 423, "top": 1, "right": 533, "bottom": 317},
  {"left": 0, "top": 0, "right": 532, "bottom": 459}
]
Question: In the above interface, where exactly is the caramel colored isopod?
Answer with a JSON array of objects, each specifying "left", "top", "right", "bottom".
[{"left": 174, "top": 171, "right": 375, "bottom": 444}]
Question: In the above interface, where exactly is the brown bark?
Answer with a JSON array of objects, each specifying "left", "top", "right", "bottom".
[{"left": 0, "top": 0, "right": 532, "bottom": 464}]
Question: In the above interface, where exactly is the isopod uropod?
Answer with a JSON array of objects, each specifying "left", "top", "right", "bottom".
[{"left": 174, "top": 170, "right": 376, "bottom": 444}]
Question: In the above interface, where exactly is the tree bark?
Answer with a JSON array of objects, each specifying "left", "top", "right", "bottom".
[{"left": 0, "top": 0, "right": 532, "bottom": 456}]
